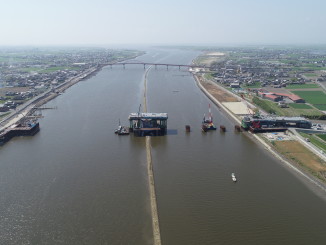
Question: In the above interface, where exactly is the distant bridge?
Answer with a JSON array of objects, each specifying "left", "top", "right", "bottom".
[{"left": 105, "top": 62, "right": 209, "bottom": 70}]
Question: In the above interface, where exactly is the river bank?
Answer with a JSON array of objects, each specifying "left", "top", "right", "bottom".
[
  {"left": 0, "top": 52, "right": 144, "bottom": 132},
  {"left": 0, "top": 65, "right": 103, "bottom": 133},
  {"left": 194, "top": 73, "right": 326, "bottom": 195}
]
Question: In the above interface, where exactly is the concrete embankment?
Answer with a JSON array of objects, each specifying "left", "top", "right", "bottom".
[
  {"left": 194, "top": 74, "right": 326, "bottom": 194},
  {"left": 143, "top": 66, "right": 162, "bottom": 245}
]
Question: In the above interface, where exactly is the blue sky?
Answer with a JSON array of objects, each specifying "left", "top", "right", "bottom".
[{"left": 1, "top": 0, "right": 325, "bottom": 46}]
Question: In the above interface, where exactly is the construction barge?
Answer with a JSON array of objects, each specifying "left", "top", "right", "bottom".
[
  {"left": 241, "top": 116, "right": 312, "bottom": 133},
  {"left": 128, "top": 112, "right": 168, "bottom": 137},
  {"left": 0, "top": 120, "right": 40, "bottom": 145}
]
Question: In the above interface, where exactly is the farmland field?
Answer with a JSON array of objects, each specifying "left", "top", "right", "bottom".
[
  {"left": 286, "top": 84, "right": 319, "bottom": 89},
  {"left": 288, "top": 103, "right": 312, "bottom": 109},
  {"left": 314, "top": 104, "right": 326, "bottom": 110},
  {"left": 291, "top": 91, "right": 326, "bottom": 104},
  {"left": 317, "top": 134, "right": 326, "bottom": 142},
  {"left": 252, "top": 96, "right": 323, "bottom": 117}
]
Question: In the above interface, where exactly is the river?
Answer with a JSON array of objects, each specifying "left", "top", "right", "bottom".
[{"left": 0, "top": 48, "right": 326, "bottom": 244}]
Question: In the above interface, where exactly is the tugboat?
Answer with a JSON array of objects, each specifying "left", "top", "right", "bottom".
[
  {"left": 114, "top": 119, "right": 130, "bottom": 135},
  {"left": 202, "top": 104, "right": 217, "bottom": 132}
]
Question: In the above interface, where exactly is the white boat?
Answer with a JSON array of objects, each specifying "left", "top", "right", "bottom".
[{"left": 231, "top": 173, "right": 237, "bottom": 182}]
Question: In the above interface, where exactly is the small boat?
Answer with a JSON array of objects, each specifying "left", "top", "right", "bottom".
[
  {"left": 202, "top": 104, "right": 216, "bottom": 132},
  {"left": 115, "top": 119, "right": 130, "bottom": 135},
  {"left": 231, "top": 173, "right": 237, "bottom": 182},
  {"left": 114, "top": 125, "right": 122, "bottom": 134},
  {"left": 118, "top": 127, "right": 129, "bottom": 135}
]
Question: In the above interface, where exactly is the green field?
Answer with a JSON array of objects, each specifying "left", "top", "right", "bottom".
[
  {"left": 20, "top": 67, "right": 44, "bottom": 72},
  {"left": 291, "top": 91, "right": 326, "bottom": 104},
  {"left": 288, "top": 103, "right": 312, "bottom": 109},
  {"left": 252, "top": 96, "right": 323, "bottom": 117},
  {"left": 304, "top": 73, "right": 318, "bottom": 77},
  {"left": 317, "top": 134, "right": 326, "bottom": 142},
  {"left": 40, "top": 66, "right": 81, "bottom": 73},
  {"left": 314, "top": 104, "right": 326, "bottom": 111},
  {"left": 286, "top": 84, "right": 319, "bottom": 89},
  {"left": 299, "top": 132, "right": 326, "bottom": 152},
  {"left": 243, "top": 82, "right": 261, "bottom": 88}
]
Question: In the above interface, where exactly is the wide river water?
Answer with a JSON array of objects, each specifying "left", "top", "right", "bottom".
[{"left": 0, "top": 48, "right": 326, "bottom": 244}]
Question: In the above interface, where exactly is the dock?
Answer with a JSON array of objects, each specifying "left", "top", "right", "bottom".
[{"left": 0, "top": 120, "right": 40, "bottom": 145}]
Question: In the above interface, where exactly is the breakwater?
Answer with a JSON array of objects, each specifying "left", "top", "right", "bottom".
[{"left": 143, "top": 66, "right": 162, "bottom": 245}]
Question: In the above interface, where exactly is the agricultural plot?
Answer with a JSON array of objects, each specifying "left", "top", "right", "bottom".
[
  {"left": 314, "top": 104, "right": 326, "bottom": 111},
  {"left": 286, "top": 84, "right": 319, "bottom": 89},
  {"left": 317, "top": 134, "right": 326, "bottom": 142},
  {"left": 288, "top": 103, "right": 312, "bottom": 109},
  {"left": 291, "top": 91, "right": 326, "bottom": 105},
  {"left": 253, "top": 96, "right": 323, "bottom": 117}
]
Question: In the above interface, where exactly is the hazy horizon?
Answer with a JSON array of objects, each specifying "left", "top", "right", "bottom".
[{"left": 1, "top": 0, "right": 326, "bottom": 47}]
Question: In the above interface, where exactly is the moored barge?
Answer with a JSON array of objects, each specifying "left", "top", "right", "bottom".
[{"left": 0, "top": 120, "right": 40, "bottom": 145}]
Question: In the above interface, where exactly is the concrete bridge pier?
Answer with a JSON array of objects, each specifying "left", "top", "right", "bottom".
[
  {"left": 166, "top": 65, "right": 168, "bottom": 70},
  {"left": 123, "top": 64, "right": 125, "bottom": 69},
  {"left": 144, "top": 64, "right": 146, "bottom": 69}
]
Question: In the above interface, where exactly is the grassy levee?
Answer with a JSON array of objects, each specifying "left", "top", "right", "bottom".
[
  {"left": 288, "top": 103, "right": 312, "bottom": 109},
  {"left": 299, "top": 132, "right": 326, "bottom": 152},
  {"left": 317, "top": 134, "right": 326, "bottom": 142},
  {"left": 273, "top": 140, "right": 326, "bottom": 182}
]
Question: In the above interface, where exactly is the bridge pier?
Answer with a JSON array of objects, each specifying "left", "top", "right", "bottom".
[
  {"left": 144, "top": 64, "right": 146, "bottom": 69},
  {"left": 110, "top": 64, "right": 112, "bottom": 69},
  {"left": 166, "top": 65, "right": 168, "bottom": 70},
  {"left": 123, "top": 64, "right": 125, "bottom": 69},
  {"left": 155, "top": 64, "right": 157, "bottom": 69},
  {"left": 179, "top": 65, "right": 181, "bottom": 70}
]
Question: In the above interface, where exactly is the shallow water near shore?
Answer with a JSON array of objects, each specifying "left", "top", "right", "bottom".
[{"left": 0, "top": 48, "right": 326, "bottom": 244}]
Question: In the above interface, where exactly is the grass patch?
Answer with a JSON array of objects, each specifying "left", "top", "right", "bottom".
[
  {"left": 0, "top": 112, "right": 10, "bottom": 119},
  {"left": 252, "top": 96, "right": 280, "bottom": 114},
  {"left": 291, "top": 91, "right": 326, "bottom": 104},
  {"left": 252, "top": 96, "right": 323, "bottom": 117},
  {"left": 19, "top": 67, "right": 43, "bottom": 72},
  {"left": 40, "top": 66, "right": 81, "bottom": 73},
  {"left": 288, "top": 103, "right": 312, "bottom": 109},
  {"left": 299, "top": 132, "right": 326, "bottom": 152},
  {"left": 274, "top": 140, "right": 326, "bottom": 182},
  {"left": 317, "top": 134, "right": 326, "bottom": 142},
  {"left": 204, "top": 73, "right": 214, "bottom": 80},
  {"left": 313, "top": 104, "right": 326, "bottom": 111},
  {"left": 286, "top": 84, "right": 319, "bottom": 89},
  {"left": 304, "top": 73, "right": 318, "bottom": 77},
  {"left": 243, "top": 82, "right": 261, "bottom": 88}
]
